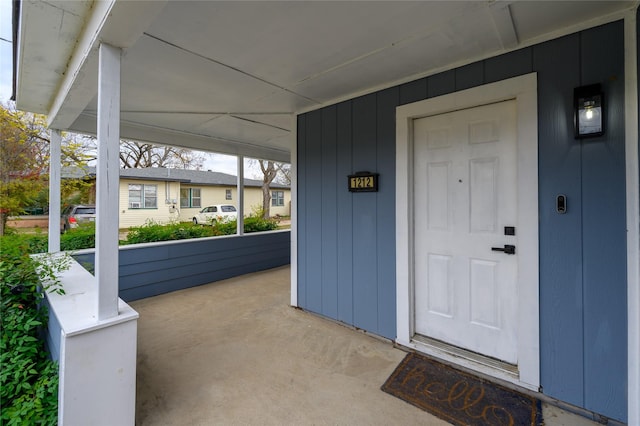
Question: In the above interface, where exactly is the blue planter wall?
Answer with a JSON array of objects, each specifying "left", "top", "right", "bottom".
[
  {"left": 74, "top": 231, "right": 291, "bottom": 301},
  {"left": 297, "top": 21, "right": 627, "bottom": 421}
]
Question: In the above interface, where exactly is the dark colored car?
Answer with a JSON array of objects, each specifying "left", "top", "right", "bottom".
[{"left": 61, "top": 204, "right": 96, "bottom": 233}]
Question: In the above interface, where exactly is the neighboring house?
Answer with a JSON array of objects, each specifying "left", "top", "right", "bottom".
[
  {"left": 62, "top": 167, "right": 290, "bottom": 228},
  {"left": 14, "top": 2, "right": 640, "bottom": 425}
]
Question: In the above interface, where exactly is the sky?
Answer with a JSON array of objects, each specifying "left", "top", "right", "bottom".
[
  {"left": 0, "top": 1, "right": 257, "bottom": 178},
  {"left": 1, "top": 0, "right": 13, "bottom": 103}
]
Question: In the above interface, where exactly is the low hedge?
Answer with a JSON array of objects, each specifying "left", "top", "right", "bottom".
[
  {"left": 126, "top": 216, "right": 279, "bottom": 243},
  {"left": 4, "top": 215, "right": 281, "bottom": 254},
  {"left": 0, "top": 226, "right": 96, "bottom": 255},
  {"left": 0, "top": 237, "right": 66, "bottom": 425},
  {"left": 123, "top": 221, "right": 213, "bottom": 244}
]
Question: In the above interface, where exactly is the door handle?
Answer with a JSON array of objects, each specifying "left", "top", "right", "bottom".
[{"left": 491, "top": 245, "right": 516, "bottom": 255}]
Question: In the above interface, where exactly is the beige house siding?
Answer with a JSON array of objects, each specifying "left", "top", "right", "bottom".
[
  {"left": 178, "top": 184, "right": 228, "bottom": 223},
  {"left": 119, "top": 179, "right": 182, "bottom": 228},
  {"left": 244, "top": 188, "right": 291, "bottom": 217},
  {"left": 118, "top": 180, "right": 290, "bottom": 227},
  {"left": 63, "top": 167, "right": 290, "bottom": 228},
  {"left": 180, "top": 186, "right": 291, "bottom": 222}
]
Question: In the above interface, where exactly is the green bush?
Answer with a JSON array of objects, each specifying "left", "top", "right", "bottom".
[
  {"left": 124, "top": 220, "right": 213, "bottom": 245},
  {"left": 0, "top": 237, "right": 67, "bottom": 425},
  {"left": 0, "top": 225, "right": 97, "bottom": 255},
  {"left": 0, "top": 234, "right": 47, "bottom": 255},
  {"left": 210, "top": 219, "right": 237, "bottom": 236},
  {"left": 243, "top": 216, "right": 279, "bottom": 233},
  {"left": 3, "top": 213, "right": 282, "bottom": 251},
  {"left": 60, "top": 224, "right": 96, "bottom": 251},
  {"left": 210, "top": 216, "right": 278, "bottom": 236},
  {"left": 125, "top": 216, "right": 280, "bottom": 243}
]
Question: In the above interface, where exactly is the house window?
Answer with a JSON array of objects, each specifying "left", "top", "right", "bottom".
[
  {"left": 191, "top": 188, "right": 201, "bottom": 208},
  {"left": 272, "top": 190, "right": 284, "bottom": 207},
  {"left": 225, "top": 189, "right": 232, "bottom": 200},
  {"left": 129, "top": 184, "right": 157, "bottom": 209},
  {"left": 180, "top": 188, "right": 188, "bottom": 208},
  {"left": 180, "top": 188, "right": 201, "bottom": 208}
]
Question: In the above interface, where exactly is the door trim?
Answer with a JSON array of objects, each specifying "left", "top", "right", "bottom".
[{"left": 395, "top": 73, "right": 540, "bottom": 390}]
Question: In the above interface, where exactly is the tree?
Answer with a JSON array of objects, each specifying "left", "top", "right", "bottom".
[
  {"left": 0, "top": 105, "right": 48, "bottom": 235},
  {"left": 259, "top": 161, "right": 278, "bottom": 219},
  {"left": 253, "top": 160, "right": 290, "bottom": 218},
  {"left": 119, "top": 140, "right": 205, "bottom": 169},
  {"left": 0, "top": 103, "right": 95, "bottom": 235},
  {"left": 274, "top": 163, "right": 291, "bottom": 186}
]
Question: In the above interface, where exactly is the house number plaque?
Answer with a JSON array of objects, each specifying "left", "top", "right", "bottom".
[{"left": 348, "top": 172, "right": 379, "bottom": 192}]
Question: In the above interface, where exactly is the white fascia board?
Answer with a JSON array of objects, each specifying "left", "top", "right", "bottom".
[
  {"left": 47, "top": 0, "right": 168, "bottom": 130},
  {"left": 70, "top": 113, "right": 291, "bottom": 163}
]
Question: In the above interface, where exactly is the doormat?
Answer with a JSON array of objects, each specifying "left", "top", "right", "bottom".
[{"left": 381, "top": 352, "right": 542, "bottom": 426}]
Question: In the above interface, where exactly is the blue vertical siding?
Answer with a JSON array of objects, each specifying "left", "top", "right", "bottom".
[
  {"left": 579, "top": 23, "right": 627, "bottom": 419},
  {"left": 352, "top": 94, "right": 381, "bottom": 333},
  {"left": 304, "top": 110, "right": 323, "bottom": 314},
  {"left": 455, "top": 62, "right": 484, "bottom": 91},
  {"left": 533, "top": 33, "right": 585, "bottom": 407},
  {"left": 484, "top": 48, "right": 533, "bottom": 83},
  {"left": 427, "top": 70, "right": 455, "bottom": 98},
  {"left": 336, "top": 101, "right": 354, "bottom": 325},
  {"left": 321, "top": 106, "right": 339, "bottom": 319},
  {"left": 297, "top": 21, "right": 628, "bottom": 422},
  {"left": 399, "top": 78, "right": 427, "bottom": 105},
  {"left": 376, "top": 87, "right": 400, "bottom": 339}
]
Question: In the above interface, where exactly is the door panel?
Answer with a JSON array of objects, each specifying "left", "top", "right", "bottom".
[{"left": 413, "top": 100, "right": 518, "bottom": 364}]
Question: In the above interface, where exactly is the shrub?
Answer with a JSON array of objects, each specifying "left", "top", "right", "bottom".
[
  {"left": 124, "top": 220, "right": 213, "bottom": 245},
  {"left": 243, "top": 216, "right": 278, "bottom": 233},
  {"left": 60, "top": 224, "right": 96, "bottom": 251},
  {"left": 0, "top": 224, "right": 97, "bottom": 255},
  {"left": 3, "top": 213, "right": 281, "bottom": 251},
  {"left": 210, "top": 216, "right": 278, "bottom": 235},
  {"left": 124, "top": 216, "right": 279, "bottom": 243},
  {"left": 0, "top": 237, "right": 68, "bottom": 425},
  {"left": 210, "top": 220, "right": 237, "bottom": 236},
  {"left": 0, "top": 234, "right": 47, "bottom": 255}
]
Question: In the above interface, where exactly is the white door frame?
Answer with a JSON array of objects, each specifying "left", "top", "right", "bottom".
[{"left": 396, "top": 73, "right": 540, "bottom": 390}]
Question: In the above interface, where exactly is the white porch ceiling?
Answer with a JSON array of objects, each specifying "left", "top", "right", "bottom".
[{"left": 15, "top": 0, "right": 636, "bottom": 162}]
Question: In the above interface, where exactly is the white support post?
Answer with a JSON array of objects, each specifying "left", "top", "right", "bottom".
[
  {"left": 48, "top": 130, "right": 61, "bottom": 253},
  {"left": 237, "top": 155, "right": 245, "bottom": 236},
  {"left": 290, "top": 114, "right": 298, "bottom": 307},
  {"left": 625, "top": 11, "right": 640, "bottom": 426},
  {"left": 96, "top": 43, "right": 121, "bottom": 321}
]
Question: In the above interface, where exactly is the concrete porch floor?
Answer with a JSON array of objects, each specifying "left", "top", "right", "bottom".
[{"left": 130, "top": 266, "right": 602, "bottom": 426}]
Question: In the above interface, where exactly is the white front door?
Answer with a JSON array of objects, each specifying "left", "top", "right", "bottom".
[
  {"left": 396, "top": 73, "right": 539, "bottom": 389},
  {"left": 413, "top": 100, "right": 518, "bottom": 364}
]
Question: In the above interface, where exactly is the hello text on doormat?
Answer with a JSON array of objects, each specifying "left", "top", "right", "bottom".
[{"left": 381, "top": 352, "right": 542, "bottom": 426}]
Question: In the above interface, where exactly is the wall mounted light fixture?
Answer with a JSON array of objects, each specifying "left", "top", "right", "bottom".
[{"left": 574, "top": 84, "right": 604, "bottom": 138}]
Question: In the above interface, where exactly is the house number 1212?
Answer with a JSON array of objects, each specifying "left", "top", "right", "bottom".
[{"left": 348, "top": 172, "right": 379, "bottom": 192}]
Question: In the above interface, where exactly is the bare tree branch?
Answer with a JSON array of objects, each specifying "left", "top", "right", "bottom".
[{"left": 119, "top": 140, "right": 205, "bottom": 169}]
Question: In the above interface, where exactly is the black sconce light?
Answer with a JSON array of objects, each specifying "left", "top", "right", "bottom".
[{"left": 574, "top": 84, "right": 604, "bottom": 138}]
